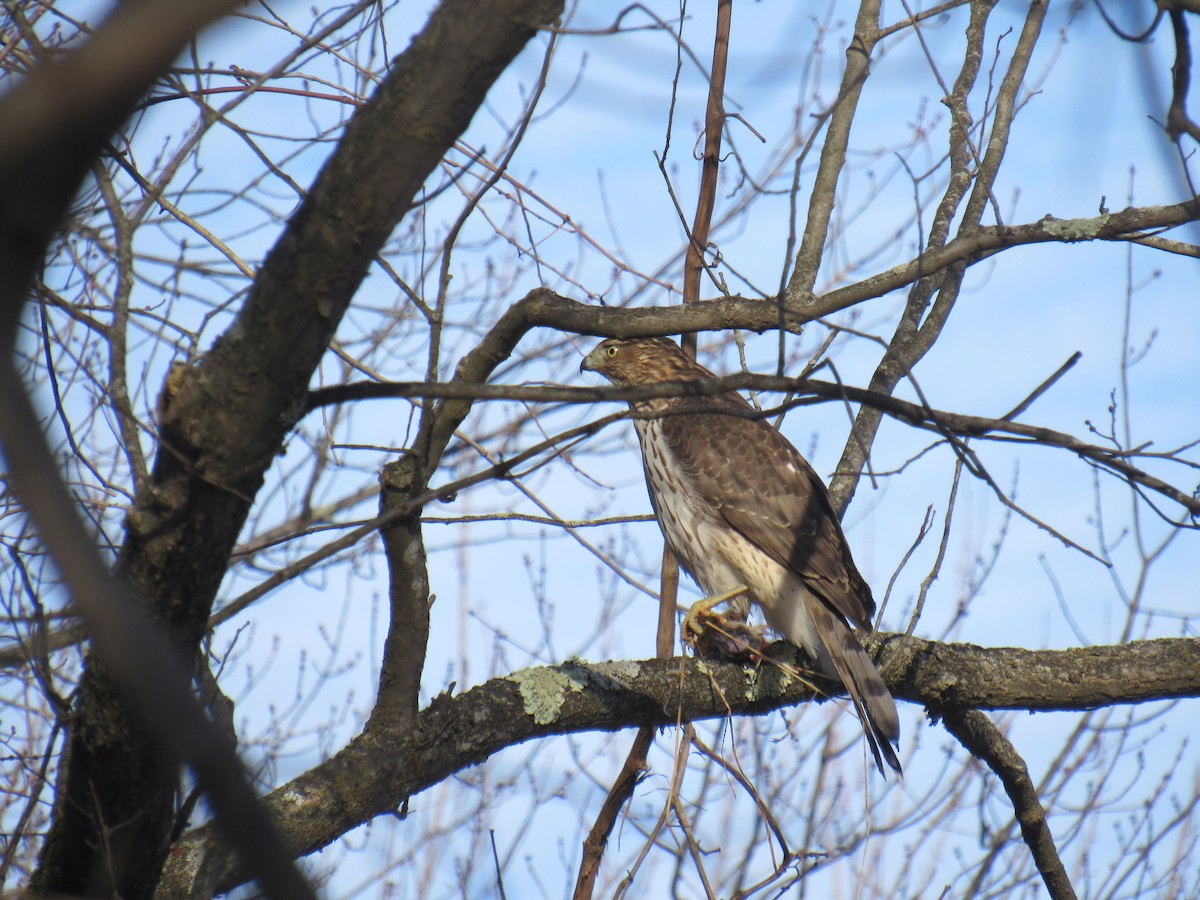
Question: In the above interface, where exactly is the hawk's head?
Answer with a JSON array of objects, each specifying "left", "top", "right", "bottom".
[{"left": 580, "top": 337, "right": 710, "bottom": 386}]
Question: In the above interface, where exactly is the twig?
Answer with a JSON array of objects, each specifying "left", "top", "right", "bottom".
[
  {"left": 490, "top": 830, "right": 508, "bottom": 900},
  {"left": 1001, "top": 352, "right": 1082, "bottom": 421},
  {"left": 909, "top": 456, "right": 964, "bottom": 633},
  {"left": 689, "top": 730, "right": 790, "bottom": 860},
  {"left": 573, "top": 728, "right": 654, "bottom": 900},
  {"left": 681, "top": 0, "right": 733, "bottom": 317},
  {"left": 883, "top": 504, "right": 933, "bottom": 635}
]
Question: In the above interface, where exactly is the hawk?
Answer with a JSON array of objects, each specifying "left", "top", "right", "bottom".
[{"left": 581, "top": 337, "right": 901, "bottom": 776}]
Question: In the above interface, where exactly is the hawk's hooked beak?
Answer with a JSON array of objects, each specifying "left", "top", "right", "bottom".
[{"left": 580, "top": 345, "right": 602, "bottom": 374}]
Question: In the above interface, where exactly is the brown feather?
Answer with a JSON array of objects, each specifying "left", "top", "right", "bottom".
[{"left": 808, "top": 599, "right": 902, "bottom": 775}]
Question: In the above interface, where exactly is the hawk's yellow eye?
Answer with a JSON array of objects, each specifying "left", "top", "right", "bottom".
[{"left": 606, "top": 345, "right": 618, "bottom": 357}]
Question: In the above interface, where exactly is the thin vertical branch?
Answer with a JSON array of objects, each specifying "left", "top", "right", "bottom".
[
  {"left": 682, "top": 0, "right": 732, "bottom": 322},
  {"left": 827, "top": 0, "right": 1010, "bottom": 516},
  {"left": 572, "top": 727, "right": 654, "bottom": 900},
  {"left": 93, "top": 161, "right": 150, "bottom": 493},
  {"left": 784, "top": 0, "right": 882, "bottom": 306},
  {"left": 577, "top": 6, "right": 733, "bottom": 893}
]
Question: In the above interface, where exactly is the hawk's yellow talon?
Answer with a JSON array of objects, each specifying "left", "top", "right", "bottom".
[{"left": 681, "top": 585, "right": 749, "bottom": 640}]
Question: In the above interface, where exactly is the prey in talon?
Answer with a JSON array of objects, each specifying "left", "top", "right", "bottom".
[{"left": 681, "top": 587, "right": 770, "bottom": 664}]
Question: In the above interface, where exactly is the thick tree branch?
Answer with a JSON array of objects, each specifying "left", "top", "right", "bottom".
[
  {"left": 160, "top": 635, "right": 1200, "bottom": 895},
  {"left": 1166, "top": 8, "right": 1200, "bottom": 147},
  {"left": 369, "top": 459, "right": 432, "bottom": 732},
  {"left": 883, "top": 635, "right": 1200, "bottom": 710},
  {"left": 553, "top": 199, "right": 1200, "bottom": 333},
  {"left": 811, "top": 201, "right": 1200, "bottom": 321},
  {"left": 941, "top": 708, "right": 1077, "bottom": 900},
  {"left": 134, "top": 1, "right": 567, "bottom": 648}
]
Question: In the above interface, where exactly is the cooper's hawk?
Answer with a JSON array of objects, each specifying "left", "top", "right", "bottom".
[{"left": 581, "top": 336, "right": 901, "bottom": 776}]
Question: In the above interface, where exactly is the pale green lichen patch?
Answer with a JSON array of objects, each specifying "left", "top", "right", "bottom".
[
  {"left": 566, "top": 659, "right": 640, "bottom": 692},
  {"left": 598, "top": 659, "right": 642, "bottom": 680},
  {"left": 744, "top": 665, "right": 795, "bottom": 702},
  {"left": 509, "top": 660, "right": 644, "bottom": 723},
  {"left": 1039, "top": 213, "right": 1106, "bottom": 242},
  {"left": 508, "top": 666, "right": 584, "bottom": 725},
  {"left": 279, "top": 786, "right": 312, "bottom": 808}
]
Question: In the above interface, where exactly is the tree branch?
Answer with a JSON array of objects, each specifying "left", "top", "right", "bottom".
[
  {"left": 785, "top": 0, "right": 882, "bottom": 303},
  {"left": 810, "top": 199, "right": 1200, "bottom": 320},
  {"left": 160, "top": 635, "right": 1200, "bottom": 895},
  {"left": 368, "top": 458, "right": 431, "bottom": 732},
  {"left": 941, "top": 708, "right": 1077, "bottom": 900},
  {"left": 305, "top": 369, "right": 1200, "bottom": 519}
]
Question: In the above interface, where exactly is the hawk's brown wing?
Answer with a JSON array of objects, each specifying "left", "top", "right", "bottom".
[
  {"left": 655, "top": 397, "right": 901, "bottom": 774},
  {"left": 655, "top": 399, "right": 876, "bottom": 632}
]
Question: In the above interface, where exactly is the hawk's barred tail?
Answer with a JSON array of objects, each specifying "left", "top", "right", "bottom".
[{"left": 808, "top": 600, "right": 902, "bottom": 778}]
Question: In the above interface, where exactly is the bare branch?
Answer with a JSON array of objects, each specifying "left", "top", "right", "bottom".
[{"left": 940, "top": 708, "right": 1077, "bottom": 900}]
